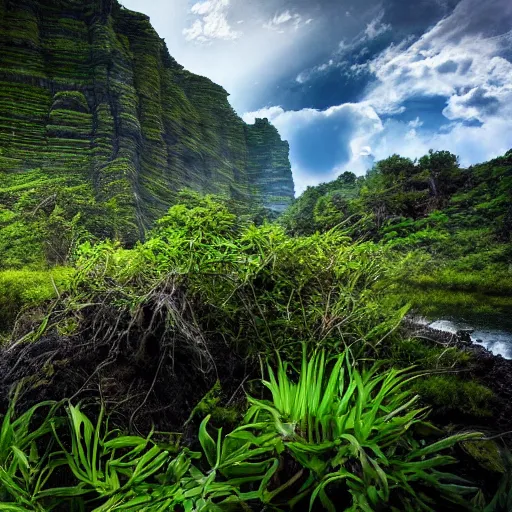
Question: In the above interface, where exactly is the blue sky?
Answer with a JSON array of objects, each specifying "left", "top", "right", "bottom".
[{"left": 121, "top": 0, "right": 512, "bottom": 193}]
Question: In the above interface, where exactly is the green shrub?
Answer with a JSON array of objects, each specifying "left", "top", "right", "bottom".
[
  {"left": 1, "top": 192, "right": 505, "bottom": 510},
  {"left": 34, "top": 194, "right": 400, "bottom": 358}
]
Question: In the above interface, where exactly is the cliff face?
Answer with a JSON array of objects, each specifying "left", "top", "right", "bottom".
[
  {"left": 245, "top": 119, "right": 294, "bottom": 213},
  {"left": 0, "top": 0, "right": 294, "bottom": 243}
]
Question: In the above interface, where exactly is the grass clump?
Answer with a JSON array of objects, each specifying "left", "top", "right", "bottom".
[{"left": 243, "top": 346, "right": 482, "bottom": 511}]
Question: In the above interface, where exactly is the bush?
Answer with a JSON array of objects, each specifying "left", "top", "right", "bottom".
[{"left": 48, "top": 194, "right": 401, "bottom": 358}]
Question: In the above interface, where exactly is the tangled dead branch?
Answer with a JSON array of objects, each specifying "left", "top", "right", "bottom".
[{"left": 0, "top": 275, "right": 247, "bottom": 434}]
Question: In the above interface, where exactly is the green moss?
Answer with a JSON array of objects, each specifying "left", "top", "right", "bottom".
[
  {"left": 414, "top": 375, "right": 494, "bottom": 418},
  {"left": 389, "top": 337, "right": 473, "bottom": 368},
  {"left": 391, "top": 285, "right": 512, "bottom": 324},
  {"left": 0, "top": 267, "right": 73, "bottom": 330},
  {"left": 462, "top": 439, "right": 506, "bottom": 473}
]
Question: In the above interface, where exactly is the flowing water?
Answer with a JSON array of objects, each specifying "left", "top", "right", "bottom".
[{"left": 428, "top": 318, "right": 512, "bottom": 359}]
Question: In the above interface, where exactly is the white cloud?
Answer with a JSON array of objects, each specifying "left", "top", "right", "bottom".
[
  {"left": 184, "top": 0, "right": 241, "bottom": 42},
  {"left": 408, "top": 117, "right": 424, "bottom": 128},
  {"left": 263, "top": 10, "right": 308, "bottom": 31},
  {"left": 269, "top": 11, "right": 294, "bottom": 25},
  {"left": 319, "top": 60, "right": 334, "bottom": 71},
  {"left": 364, "top": 11, "right": 391, "bottom": 40},
  {"left": 370, "top": 117, "right": 512, "bottom": 169},
  {"left": 190, "top": 0, "right": 217, "bottom": 16},
  {"left": 183, "top": 20, "right": 203, "bottom": 41},
  {"left": 296, "top": 58, "right": 337, "bottom": 83},
  {"left": 365, "top": 0, "right": 512, "bottom": 119}
]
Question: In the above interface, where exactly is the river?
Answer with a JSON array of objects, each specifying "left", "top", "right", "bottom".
[{"left": 428, "top": 318, "right": 512, "bottom": 359}]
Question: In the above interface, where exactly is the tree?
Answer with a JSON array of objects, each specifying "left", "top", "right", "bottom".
[{"left": 418, "top": 149, "right": 461, "bottom": 200}]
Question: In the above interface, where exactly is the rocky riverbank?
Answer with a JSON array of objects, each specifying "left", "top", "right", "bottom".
[{"left": 403, "top": 316, "right": 512, "bottom": 432}]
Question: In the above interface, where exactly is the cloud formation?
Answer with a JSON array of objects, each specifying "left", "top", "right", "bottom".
[
  {"left": 183, "top": 0, "right": 241, "bottom": 42},
  {"left": 263, "top": 10, "right": 312, "bottom": 32},
  {"left": 244, "top": 0, "right": 512, "bottom": 193},
  {"left": 365, "top": 1, "right": 512, "bottom": 119},
  {"left": 364, "top": 11, "right": 391, "bottom": 40},
  {"left": 121, "top": 0, "right": 511, "bottom": 194}
]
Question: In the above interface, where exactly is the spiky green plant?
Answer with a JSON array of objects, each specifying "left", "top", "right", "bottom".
[
  {"left": 0, "top": 401, "right": 275, "bottom": 512},
  {"left": 0, "top": 398, "right": 61, "bottom": 511},
  {"left": 243, "top": 346, "right": 482, "bottom": 511},
  {"left": 0, "top": 355, "right": 490, "bottom": 512}
]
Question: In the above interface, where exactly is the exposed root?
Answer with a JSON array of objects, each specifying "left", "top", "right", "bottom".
[{"left": 0, "top": 276, "right": 249, "bottom": 434}]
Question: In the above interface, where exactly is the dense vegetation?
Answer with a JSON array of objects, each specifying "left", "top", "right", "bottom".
[
  {"left": 280, "top": 149, "right": 512, "bottom": 322},
  {"left": 1, "top": 187, "right": 511, "bottom": 510},
  {"left": 1, "top": 2, "right": 510, "bottom": 509}
]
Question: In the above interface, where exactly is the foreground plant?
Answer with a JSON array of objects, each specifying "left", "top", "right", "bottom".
[
  {"left": 242, "top": 346, "right": 483, "bottom": 511},
  {"left": 0, "top": 397, "right": 61, "bottom": 511},
  {"left": 0, "top": 349, "right": 489, "bottom": 511},
  {"left": 0, "top": 398, "right": 279, "bottom": 511}
]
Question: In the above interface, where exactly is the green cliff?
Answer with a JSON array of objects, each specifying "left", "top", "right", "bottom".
[
  {"left": 0, "top": 0, "right": 294, "bottom": 263},
  {"left": 245, "top": 118, "right": 294, "bottom": 213}
]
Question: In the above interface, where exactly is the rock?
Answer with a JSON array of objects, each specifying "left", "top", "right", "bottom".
[
  {"left": 0, "top": 0, "right": 295, "bottom": 248},
  {"left": 456, "top": 329, "right": 474, "bottom": 343},
  {"left": 462, "top": 439, "right": 506, "bottom": 473},
  {"left": 403, "top": 316, "right": 512, "bottom": 432}
]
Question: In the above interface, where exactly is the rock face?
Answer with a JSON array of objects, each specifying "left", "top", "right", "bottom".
[
  {"left": 245, "top": 119, "right": 294, "bottom": 213},
  {"left": 0, "top": 0, "right": 294, "bottom": 241}
]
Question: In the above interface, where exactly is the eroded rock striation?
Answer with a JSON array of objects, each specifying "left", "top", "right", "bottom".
[{"left": 0, "top": 0, "right": 294, "bottom": 242}]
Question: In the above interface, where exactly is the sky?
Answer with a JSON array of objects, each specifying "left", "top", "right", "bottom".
[{"left": 121, "top": 0, "right": 512, "bottom": 194}]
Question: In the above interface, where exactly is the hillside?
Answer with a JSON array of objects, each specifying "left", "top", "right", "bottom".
[
  {"left": 280, "top": 149, "right": 512, "bottom": 323},
  {"left": 0, "top": 0, "right": 294, "bottom": 265},
  {"left": 281, "top": 149, "right": 512, "bottom": 241}
]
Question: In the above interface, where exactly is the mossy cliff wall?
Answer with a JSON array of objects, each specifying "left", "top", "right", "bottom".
[
  {"left": 245, "top": 119, "right": 294, "bottom": 213},
  {"left": 0, "top": 0, "right": 294, "bottom": 245}
]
